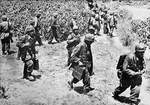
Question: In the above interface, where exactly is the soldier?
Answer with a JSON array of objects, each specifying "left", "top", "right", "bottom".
[
  {"left": 86, "top": 0, "right": 94, "bottom": 10},
  {"left": 66, "top": 26, "right": 80, "bottom": 66},
  {"left": 0, "top": 15, "right": 13, "bottom": 55},
  {"left": 68, "top": 34, "right": 95, "bottom": 94},
  {"left": 102, "top": 9, "right": 109, "bottom": 35},
  {"left": 70, "top": 16, "right": 78, "bottom": 32},
  {"left": 108, "top": 12, "right": 117, "bottom": 37},
  {"left": 113, "top": 43, "right": 146, "bottom": 105},
  {"left": 20, "top": 25, "right": 37, "bottom": 81},
  {"left": 88, "top": 12, "right": 96, "bottom": 34},
  {"left": 48, "top": 13, "right": 60, "bottom": 44},
  {"left": 33, "top": 13, "right": 43, "bottom": 46},
  {"left": 16, "top": 25, "right": 24, "bottom": 60}
]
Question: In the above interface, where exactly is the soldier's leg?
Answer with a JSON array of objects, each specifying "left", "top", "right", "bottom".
[
  {"left": 51, "top": 28, "right": 59, "bottom": 43},
  {"left": 36, "top": 33, "right": 43, "bottom": 45},
  {"left": 129, "top": 76, "right": 142, "bottom": 104},
  {"left": 83, "top": 69, "right": 90, "bottom": 90},
  {"left": 68, "top": 78, "right": 79, "bottom": 89},
  {"left": 67, "top": 49, "right": 72, "bottom": 66},
  {"left": 113, "top": 77, "right": 131, "bottom": 97},
  {"left": 110, "top": 26, "right": 114, "bottom": 37},
  {"left": 23, "top": 63, "right": 28, "bottom": 78},
  {"left": 17, "top": 47, "right": 21, "bottom": 60},
  {"left": 24, "top": 60, "right": 34, "bottom": 81},
  {"left": 5, "top": 38, "right": 10, "bottom": 54},
  {"left": 48, "top": 33, "right": 54, "bottom": 44},
  {"left": 1, "top": 39, "right": 6, "bottom": 55}
]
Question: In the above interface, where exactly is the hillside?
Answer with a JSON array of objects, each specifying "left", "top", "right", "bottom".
[{"left": 0, "top": 1, "right": 150, "bottom": 105}]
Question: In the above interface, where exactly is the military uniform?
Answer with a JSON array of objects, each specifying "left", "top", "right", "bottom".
[
  {"left": 0, "top": 15, "right": 13, "bottom": 55},
  {"left": 66, "top": 31, "right": 80, "bottom": 66},
  {"left": 108, "top": 13, "right": 117, "bottom": 37},
  {"left": 102, "top": 11, "right": 109, "bottom": 34},
  {"left": 48, "top": 13, "right": 60, "bottom": 44},
  {"left": 113, "top": 44, "right": 146, "bottom": 105},
  {"left": 34, "top": 14, "right": 43, "bottom": 46},
  {"left": 20, "top": 25, "right": 37, "bottom": 81},
  {"left": 86, "top": 0, "right": 94, "bottom": 10},
  {"left": 68, "top": 34, "right": 94, "bottom": 93},
  {"left": 88, "top": 14, "right": 95, "bottom": 33}
]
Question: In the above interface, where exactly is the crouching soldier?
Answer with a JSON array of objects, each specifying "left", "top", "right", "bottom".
[
  {"left": 20, "top": 25, "right": 37, "bottom": 81},
  {"left": 68, "top": 34, "right": 95, "bottom": 94},
  {"left": 66, "top": 27, "right": 80, "bottom": 66},
  {"left": 113, "top": 43, "right": 146, "bottom": 105}
]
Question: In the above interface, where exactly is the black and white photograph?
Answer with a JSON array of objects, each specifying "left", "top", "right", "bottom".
[{"left": 0, "top": 0, "right": 150, "bottom": 105}]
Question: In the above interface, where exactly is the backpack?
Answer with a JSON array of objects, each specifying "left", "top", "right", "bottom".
[
  {"left": 116, "top": 54, "right": 127, "bottom": 70},
  {"left": 116, "top": 54, "right": 127, "bottom": 79}
]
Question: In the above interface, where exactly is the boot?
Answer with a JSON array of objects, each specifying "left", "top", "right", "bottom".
[
  {"left": 25, "top": 72, "right": 35, "bottom": 81},
  {"left": 83, "top": 86, "right": 94, "bottom": 94},
  {"left": 68, "top": 81, "right": 73, "bottom": 89},
  {"left": 112, "top": 91, "right": 119, "bottom": 99}
]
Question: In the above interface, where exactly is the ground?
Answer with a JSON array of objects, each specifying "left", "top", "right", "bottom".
[{"left": 0, "top": 3, "right": 150, "bottom": 105}]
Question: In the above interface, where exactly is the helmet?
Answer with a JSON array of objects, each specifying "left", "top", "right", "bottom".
[
  {"left": 36, "top": 13, "right": 41, "bottom": 18},
  {"left": 135, "top": 43, "right": 146, "bottom": 52},
  {"left": 84, "top": 34, "right": 95, "bottom": 42},
  {"left": 30, "top": 20, "right": 35, "bottom": 25},
  {"left": 25, "top": 25, "right": 35, "bottom": 34},
  {"left": 1, "top": 15, "right": 7, "bottom": 21},
  {"left": 53, "top": 13, "right": 58, "bottom": 18},
  {"left": 73, "top": 25, "right": 78, "bottom": 30}
]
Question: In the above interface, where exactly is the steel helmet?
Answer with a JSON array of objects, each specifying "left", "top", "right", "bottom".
[
  {"left": 84, "top": 33, "right": 95, "bottom": 42},
  {"left": 1, "top": 15, "right": 7, "bottom": 21},
  {"left": 135, "top": 43, "right": 146, "bottom": 52}
]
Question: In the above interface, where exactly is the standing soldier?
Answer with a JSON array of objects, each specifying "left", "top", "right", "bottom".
[
  {"left": 88, "top": 12, "right": 96, "bottom": 35},
  {"left": 0, "top": 15, "right": 13, "bottom": 55},
  {"left": 68, "top": 34, "right": 95, "bottom": 94},
  {"left": 66, "top": 26, "right": 80, "bottom": 66},
  {"left": 20, "top": 25, "right": 37, "bottom": 81},
  {"left": 102, "top": 9, "right": 109, "bottom": 35},
  {"left": 108, "top": 12, "right": 117, "bottom": 37},
  {"left": 70, "top": 16, "right": 78, "bottom": 32},
  {"left": 33, "top": 13, "right": 43, "bottom": 46},
  {"left": 48, "top": 13, "right": 60, "bottom": 44},
  {"left": 86, "top": 0, "right": 94, "bottom": 10},
  {"left": 93, "top": 9, "right": 102, "bottom": 35},
  {"left": 113, "top": 43, "right": 146, "bottom": 105}
]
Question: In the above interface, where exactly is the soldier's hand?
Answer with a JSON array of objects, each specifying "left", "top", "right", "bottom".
[
  {"left": 140, "top": 70, "right": 145, "bottom": 75},
  {"left": 136, "top": 70, "right": 145, "bottom": 76},
  {"left": 11, "top": 39, "right": 13, "bottom": 43},
  {"left": 78, "top": 61, "right": 83, "bottom": 66}
]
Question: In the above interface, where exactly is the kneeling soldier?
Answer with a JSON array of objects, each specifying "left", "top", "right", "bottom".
[{"left": 113, "top": 43, "right": 146, "bottom": 105}]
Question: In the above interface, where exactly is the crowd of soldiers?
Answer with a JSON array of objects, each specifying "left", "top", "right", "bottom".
[{"left": 0, "top": 1, "right": 147, "bottom": 105}]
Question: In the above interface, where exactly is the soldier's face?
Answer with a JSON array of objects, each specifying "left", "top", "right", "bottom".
[
  {"left": 29, "top": 31, "right": 34, "bottom": 37},
  {"left": 74, "top": 30, "right": 78, "bottom": 35}
]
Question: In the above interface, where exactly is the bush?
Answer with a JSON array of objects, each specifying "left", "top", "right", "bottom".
[{"left": 0, "top": 0, "right": 90, "bottom": 39}]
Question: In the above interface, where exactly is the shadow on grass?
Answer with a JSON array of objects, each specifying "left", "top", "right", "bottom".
[
  {"left": 113, "top": 96, "right": 141, "bottom": 104},
  {"left": 113, "top": 96, "right": 132, "bottom": 104},
  {"left": 8, "top": 50, "right": 16, "bottom": 55},
  {"left": 74, "top": 86, "right": 94, "bottom": 94}
]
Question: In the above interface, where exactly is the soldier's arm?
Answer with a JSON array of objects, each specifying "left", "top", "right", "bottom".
[
  {"left": 67, "top": 34, "right": 80, "bottom": 44},
  {"left": 70, "top": 44, "right": 82, "bottom": 63},
  {"left": 67, "top": 35, "right": 73, "bottom": 44},
  {"left": 123, "top": 56, "right": 138, "bottom": 76},
  {"left": 34, "top": 17, "right": 38, "bottom": 28}
]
